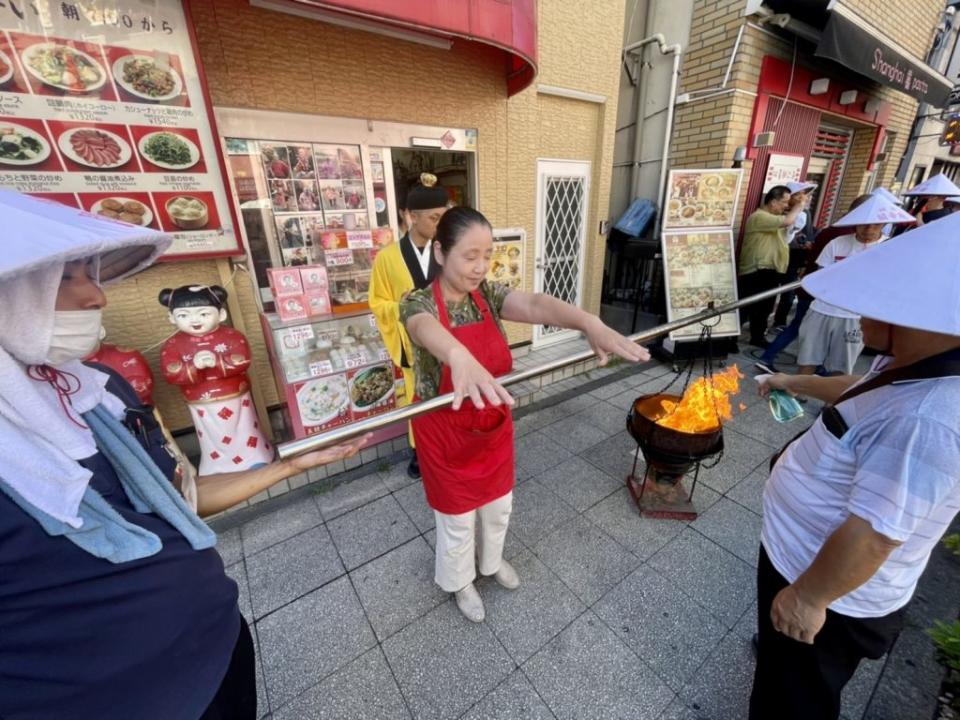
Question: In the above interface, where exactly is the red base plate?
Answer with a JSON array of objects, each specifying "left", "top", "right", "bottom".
[{"left": 625, "top": 472, "right": 698, "bottom": 521}]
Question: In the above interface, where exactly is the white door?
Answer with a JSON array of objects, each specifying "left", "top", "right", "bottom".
[{"left": 533, "top": 160, "right": 591, "bottom": 347}]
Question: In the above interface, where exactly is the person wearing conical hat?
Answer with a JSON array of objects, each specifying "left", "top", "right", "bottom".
[
  {"left": 903, "top": 172, "right": 960, "bottom": 226},
  {"left": 795, "top": 196, "right": 914, "bottom": 377},
  {"left": 369, "top": 173, "right": 449, "bottom": 479},
  {"left": 0, "top": 191, "right": 367, "bottom": 719},
  {"left": 750, "top": 214, "right": 960, "bottom": 719}
]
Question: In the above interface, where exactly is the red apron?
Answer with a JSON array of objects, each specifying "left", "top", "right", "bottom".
[{"left": 412, "top": 280, "right": 515, "bottom": 514}]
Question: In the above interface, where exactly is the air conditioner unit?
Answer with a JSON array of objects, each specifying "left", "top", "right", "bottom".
[{"left": 754, "top": 132, "right": 776, "bottom": 147}]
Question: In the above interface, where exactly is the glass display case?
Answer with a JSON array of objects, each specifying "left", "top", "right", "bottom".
[{"left": 261, "top": 310, "right": 403, "bottom": 439}]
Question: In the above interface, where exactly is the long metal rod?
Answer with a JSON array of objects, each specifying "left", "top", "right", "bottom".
[{"left": 277, "top": 281, "right": 801, "bottom": 459}]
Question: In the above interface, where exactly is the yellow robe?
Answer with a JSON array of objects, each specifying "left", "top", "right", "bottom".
[{"left": 369, "top": 240, "right": 419, "bottom": 444}]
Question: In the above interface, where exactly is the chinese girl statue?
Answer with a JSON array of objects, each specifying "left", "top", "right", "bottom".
[{"left": 159, "top": 285, "right": 273, "bottom": 474}]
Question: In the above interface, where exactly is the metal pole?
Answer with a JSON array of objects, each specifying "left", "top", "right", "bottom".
[{"left": 277, "top": 280, "right": 802, "bottom": 459}]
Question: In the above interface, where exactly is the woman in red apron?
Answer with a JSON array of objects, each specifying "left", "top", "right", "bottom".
[{"left": 401, "top": 207, "right": 649, "bottom": 622}]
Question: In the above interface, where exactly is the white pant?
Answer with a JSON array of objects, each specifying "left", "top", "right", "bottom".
[{"left": 433, "top": 492, "right": 513, "bottom": 592}]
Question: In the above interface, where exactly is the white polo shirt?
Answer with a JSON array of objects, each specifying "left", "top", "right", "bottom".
[
  {"left": 761, "top": 357, "right": 960, "bottom": 618},
  {"left": 810, "top": 234, "right": 885, "bottom": 319}
]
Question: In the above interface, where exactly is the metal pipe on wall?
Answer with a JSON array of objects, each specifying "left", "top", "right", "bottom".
[{"left": 277, "top": 280, "right": 802, "bottom": 459}]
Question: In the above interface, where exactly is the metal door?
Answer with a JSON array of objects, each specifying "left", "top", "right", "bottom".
[{"left": 533, "top": 160, "right": 591, "bottom": 346}]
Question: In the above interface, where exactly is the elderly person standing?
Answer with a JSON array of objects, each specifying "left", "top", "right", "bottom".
[
  {"left": 750, "top": 213, "right": 960, "bottom": 720},
  {"left": 0, "top": 192, "right": 366, "bottom": 720},
  {"left": 739, "top": 185, "right": 804, "bottom": 348},
  {"left": 795, "top": 195, "right": 915, "bottom": 376}
]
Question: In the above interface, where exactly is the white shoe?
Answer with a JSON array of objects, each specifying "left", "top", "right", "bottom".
[
  {"left": 494, "top": 560, "right": 520, "bottom": 590},
  {"left": 455, "top": 583, "right": 485, "bottom": 623}
]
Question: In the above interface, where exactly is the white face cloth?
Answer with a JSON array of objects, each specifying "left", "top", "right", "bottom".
[{"left": 46, "top": 309, "right": 103, "bottom": 366}]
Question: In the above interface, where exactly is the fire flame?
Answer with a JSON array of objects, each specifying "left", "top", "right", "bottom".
[{"left": 656, "top": 365, "right": 744, "bottom": 433}]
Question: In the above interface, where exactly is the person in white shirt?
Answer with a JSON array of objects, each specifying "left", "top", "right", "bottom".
[
  {"left": 796, "top": 196, "right": 914, "bottom": 375},
  {"left": 750, "top": 212, "right": 960, "bottom": 720}
]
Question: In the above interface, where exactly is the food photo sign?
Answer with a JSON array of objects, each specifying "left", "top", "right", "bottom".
[
  {"left": 488, "top": 228, "right": 525, "bottom": 291},
  {"left": 660, "top": 169, "right": 743, "bottom": 340},
  {"left": 0, "top": 0, "right": 241, "bottom": 259}
]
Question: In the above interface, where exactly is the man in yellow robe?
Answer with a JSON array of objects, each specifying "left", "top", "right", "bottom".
[{"left": 370, "top": 173, "right": 448, "bottom": 478}]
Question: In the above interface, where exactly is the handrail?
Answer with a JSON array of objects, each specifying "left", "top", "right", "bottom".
[{"left": 277, "top": 280, "right": 802, "bottom": 458}]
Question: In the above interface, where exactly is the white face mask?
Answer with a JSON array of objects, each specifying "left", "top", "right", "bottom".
[{"left": 45, "top": 310, "right": 103, "bottom": 366}]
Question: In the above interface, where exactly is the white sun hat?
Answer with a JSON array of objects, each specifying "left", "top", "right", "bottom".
[
  {"left": 802, "top": 213, "right": 960, "bottom": 335},
  {"left": 0, "top": 189, "right": 171, "bottom": 284},
  {"left": 902, "top": 172, "right": 960, "bottom": 198},
  {"left": 785, "top": 180, "right": 818, "bottom": 194},
  {"left": 871, "top": 186, "right": 902, "bottom": 205},
  {"left": 947, "top": 196, "right": 960, "bottom": 203},
  {"left": 831, "top": 195, "right": 916, "bottom": 227}
]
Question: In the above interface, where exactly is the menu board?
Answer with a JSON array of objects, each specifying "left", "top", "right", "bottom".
[
  {"left": 763, "top": 152, "right": 804, "bottom": 193},
  {"left": 0, "top": 1, "right": 240, "bottom": 259},
  {"left": 488, "top": 228, "right": 524, "bottom": 290},
  {"left": 661, "top": 230, "right": 740, "bottom": 340},
  {"left": 663, "top": 169, "right": 742, "bottom": 230}
]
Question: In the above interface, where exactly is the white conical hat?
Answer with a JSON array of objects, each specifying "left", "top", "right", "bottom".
[
  {"left": 831, "top": 195, "right": 915, "bottom": 227},
  {"left": 802, "top": 213, "right": 960, "bottom": 335},
  {"left": 786, "top": 180, "right": 817, "bottom": 194},
  {"left": 0, "top": 190, "right": 170, "bottom": 284},
  {"left": 902, "top": 172, "right": 960, "bottom": 197},
  {"left": 871, "top": 187, "right": 902, "bottom": 204},
  {"left": 947, "top": 196, "right": 960, "bottom": 203}
]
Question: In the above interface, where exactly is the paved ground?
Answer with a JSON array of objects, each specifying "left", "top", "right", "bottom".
[{"left": 209, "top": 338, "right": 929, "bottom": 720}]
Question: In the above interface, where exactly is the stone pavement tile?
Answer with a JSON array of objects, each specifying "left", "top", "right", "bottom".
[
  {"left": 732, "top": 602, "right": 758, "bottom": 643},
  {"left": 257, "top": 575, "right": 376, "bottom": 708},
  {"left": 328, "top": 495, "right": 419, "bottom": 571},
  {"left": 515, "top": 430, "right": 575, "bottom": 480},
  {"left": 656, "top": 698, "right": 703, "bottom": 719},
  {"left": 256, "top": 648, "right": 269, "bottom": 719},
  {"left": 510, "top": 479, "right": 577, "bottom": 546},
  {"left": 690, "top": 497, "right": 763, "bottom": 568},
  {"left": 696, "top": 429, "right": 773, "bottom": 496},
  {"left": 392, "top": 481, "right": 435, "bottom": 533},
  {"left": 588, "top": 376, "right": 637, "bottom": 400},
  {"left": 523, "top": 612, "right": 675, "bottom": 720},
  {"left": 247, "top": 525, "right": 345, "bottom": 618},
  {"left": 535, "top": 455, "right": 622, "bottom": 513},
  {"left": 606, "top": 387, "right": 643, "bottom": 412},
  {"left": 677, "top": 632, "right": 755, "bottom": 719},
  {"left": 594, "top": 567, "right": 727, "bottom": 692},
  {"left": 532, "top": 515, "right": 641, "bottom": 606},
  {"left": 538, "top": 413, "right": 615, "bottom": 454},
  {"left": 241, "top": 497, "right": 323, "bottom": 555},
  {"left": 216, "top": 527, "right": 242, "bottom": 567},
  {"left": 350, "top": 537, "right": 447, "bottom": 642},
  {"left": 841, "top": 657, "right": 884, "bottom": 720},
  {"left": 584, "top": 488, "right": 687, "bottom": 560},
  {"left": 579, "top": 430, "right": 638, "bottom": 482},
  {"left": 648, "top": 528, "right": 755, "bottom": 629},
  {"left": 382, "top": 600, "right": 514, "bottom": 720},
  {"left": 225, "top": 562, "right": 252, "bottom": 623},
  {"left": 461, "top": 670, "right": 556, "bottom": 720},
  {"left": 271, "top": 647, "right": 411, "bottom": 720},
  {"left": 574, "top": 399, "right": 633, "bottom": 437},
  {"left": 727, "top": 466, "right": 767, "bottom": 516},
  {"left": 480, "top": 549, "right": 585, "bottom": 664},
  {"left": 314, "top": 471, "right": 390, "bottom": 521},
  {"left": 727, "top": 401, "right": 813, "bottom": 451},
  {"left": 379, "top": 460, "right": 417, "bottom": 493}
]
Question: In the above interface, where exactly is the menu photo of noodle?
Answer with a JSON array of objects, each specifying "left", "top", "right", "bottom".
[
  {"left": 661, "top": 230, "right": 740, "bottom": 340},
  {"left": 663, "top": 169, "right": 742, "bottom": 230},
  {"left": 102, "top": 46, "right": 189, "bottom": 107},
  {"left": 347, "top": 363, "right": 396, "bottom": 420}
]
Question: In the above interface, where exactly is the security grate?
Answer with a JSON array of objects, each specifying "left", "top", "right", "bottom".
[{"left": 540, "top": 176, "right": 585, "bottom": 337}]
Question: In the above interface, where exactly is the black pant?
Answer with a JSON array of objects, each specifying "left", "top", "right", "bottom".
[
  {"left": 748, "top": 547, "right": 905, "bottom": 720},
  {"left": 739, "top": 269, "right": 785, "bottom": 344},
  {"left": 200, "top": 617, "right": 257, "bottom": 720},
  {"left": 773, "top": 247, "right": 808, "bottom": 326}
]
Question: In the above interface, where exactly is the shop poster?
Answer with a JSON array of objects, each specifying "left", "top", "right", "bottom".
[
  {"left": 661, "top": 230, "right": 740, "bottom": 340},
  {"left": 663, "top": 169, "right": 742, "bottom": 230},
  {"left": 763, "top": 152, "right": 805, "bottom": 193},
  {"left": 0, "top": 0, "right": 241, "bottom": 259},
  {"left": 660, "top": 168, "right": 743, "bottom": 340},
  {"left": 488, "top": 228, "right": 524, "bottom": 291}
]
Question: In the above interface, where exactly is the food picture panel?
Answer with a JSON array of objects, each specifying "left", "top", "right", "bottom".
[
  {"left": 661, "top": 230, "right": 740, "bottom": 339},
  {"left": 663, "top": 169, "right": 742, "bottom": 230},
  {"left": 78, "top": 191, "right": 156, "bottom": 228},
  {"left": 348, "top": 364, "right": 395, "bottom": 421},
  {"left": 488, "top": 229, "right": 525, "bottom": 291},
  {"left": 0, "top": 5, "right": 242, "bottom": 259},
  {"left": 46, "top": 120, "right": 138, "bottom": 173},
  {"left": 294, "top": 375, "right": 352, "bottom": 435}
]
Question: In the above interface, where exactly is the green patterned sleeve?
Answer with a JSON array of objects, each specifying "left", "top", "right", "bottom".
[
  {"left": 399, "top": 287, "right": 438, "bottom": 329},
  {"left": 481, "top": 280, "right": 513, "bottom": 320}
]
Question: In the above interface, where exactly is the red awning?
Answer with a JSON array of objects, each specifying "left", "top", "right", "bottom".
[{"left": 281, "top": 0, "right": 538, "bottom": 96}]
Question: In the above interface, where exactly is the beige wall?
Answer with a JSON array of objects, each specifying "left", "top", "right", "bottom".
[
  {"left": 667, "top": 0, "right": 937, "bottom": 235},
  {"left": 104, "top": 0, "right": 626, "bottom": 431}
]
